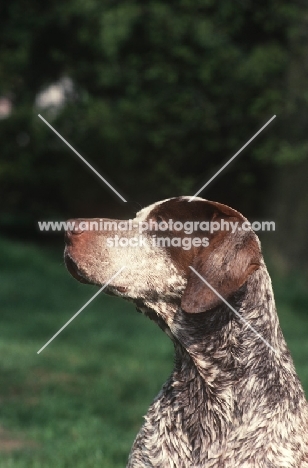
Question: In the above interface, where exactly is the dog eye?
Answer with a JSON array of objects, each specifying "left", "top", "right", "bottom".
[{"left": 155, "top": 215, "right": 164, "bottom": 224}]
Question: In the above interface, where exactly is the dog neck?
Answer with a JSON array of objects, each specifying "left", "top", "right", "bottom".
[{"left": 132, "top": 266, "right": 306, "bottom": 464}]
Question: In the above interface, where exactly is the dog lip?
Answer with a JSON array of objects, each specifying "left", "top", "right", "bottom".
[
  {"left": 105, "top": 285, "right": 128, "bottom": 296},
  {"left": 64, "top": 253, "right": 90, "bottom": 284}
]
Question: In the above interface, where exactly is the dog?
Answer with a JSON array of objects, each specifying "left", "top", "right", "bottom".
[{"left": 64, "top": 196, "right": 308, "bottom": 467}]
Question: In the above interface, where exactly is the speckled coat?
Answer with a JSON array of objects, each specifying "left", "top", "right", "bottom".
[{"left": 64, "top": 197, "right": 308, "bottom": 468}]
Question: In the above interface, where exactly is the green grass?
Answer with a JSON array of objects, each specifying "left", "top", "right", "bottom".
[
  {"left": 0, "top": 236, "right": 308, "bottom": 467},
  {"left": 0, "top": 237, "right": 173, "bottom": 467}
]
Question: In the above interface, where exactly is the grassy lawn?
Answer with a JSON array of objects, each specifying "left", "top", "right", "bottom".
[{"left": 0, "top": 236, "right": 308, "bottom": 467}]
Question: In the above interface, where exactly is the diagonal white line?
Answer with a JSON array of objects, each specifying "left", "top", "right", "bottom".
[
  {"left": 189, "top": 115, "right": 276, "bottom": 201},
  {"left": 38, "top": 114, "right": 127, "bottom": 202},
  {"left": 189, "top": 266, "right": 277, "bottom": 354},
  {"left": 37, "top": 266, "right": 126, "bottom": 354}
]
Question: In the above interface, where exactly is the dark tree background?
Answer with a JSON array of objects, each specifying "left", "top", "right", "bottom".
[{"left": 0, "top": 0, "right": 308, "bottom": 269}]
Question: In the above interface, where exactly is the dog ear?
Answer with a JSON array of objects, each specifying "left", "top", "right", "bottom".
[{"left": 181, "top": 230, "right": 261, "bottom": 313}]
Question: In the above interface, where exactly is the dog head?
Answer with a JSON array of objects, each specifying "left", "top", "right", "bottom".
[{"left": 64, "top": 197, "right": 261, "bottom": 323}]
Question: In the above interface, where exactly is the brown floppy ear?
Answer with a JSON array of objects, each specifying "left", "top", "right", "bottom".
[{"left": 181, "top": 231, "right": 261, "bottom": 313}]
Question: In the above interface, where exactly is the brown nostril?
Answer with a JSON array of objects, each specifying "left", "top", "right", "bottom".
[
  {"left": 71, "top": 226, "right": 84, "bottom": 235},
  {"left": 65, "top": 220, "right": 85, "bottom": 241}
]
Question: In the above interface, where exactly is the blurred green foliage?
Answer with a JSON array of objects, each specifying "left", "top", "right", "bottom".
[
  {"left": 1, "top": 0, "right": 308, "bottom": 225},
  {"left": 0, "top": 236, "right": 174, "bottom": 466}
]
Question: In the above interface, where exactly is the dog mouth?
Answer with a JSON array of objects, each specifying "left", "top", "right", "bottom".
[
  {"left": 105, "top": 285, "right": 128, "bottom": 297},
  {"left": 65, "top": 252, "right": 129, "bottom": 296},
  {"left": 64, "top": 253, "right": 91, "bottom": 284}
]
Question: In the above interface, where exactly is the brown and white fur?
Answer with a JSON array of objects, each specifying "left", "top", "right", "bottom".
[{"left": 64, "top": 196, "right": 308, "bottom": 467}]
